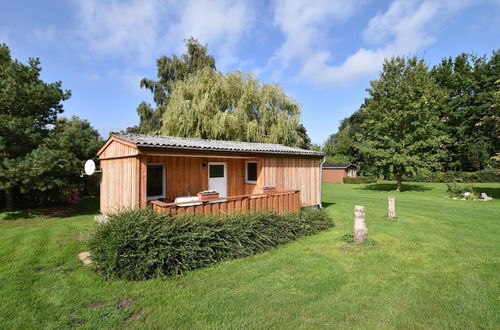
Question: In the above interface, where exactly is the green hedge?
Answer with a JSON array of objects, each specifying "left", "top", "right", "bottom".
[
  {"left": 343, "top": 177, "right": 377, "bottom": 184},
  {"left": 88, "top": 208, "right": 333, "bottom": 280},
  {"left": 403, "top": 169, "right": 500, "bottom": 183}
]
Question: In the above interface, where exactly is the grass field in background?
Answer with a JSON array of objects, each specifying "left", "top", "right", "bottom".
[{"left": 0, "top": 182, "right": 498, "bottom": 329}]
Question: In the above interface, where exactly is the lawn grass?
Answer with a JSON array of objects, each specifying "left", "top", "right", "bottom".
[{"left": 0, "top": 182, "right": 499, "bottom": 329}]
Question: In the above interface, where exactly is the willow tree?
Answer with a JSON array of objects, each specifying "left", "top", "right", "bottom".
[
  {"left": 159, "top": 68, "right": 307, "bottom": 147},
  {"left": 133, "top": 38, "right": 216, "bottom": 133},
  {"left": 357, "top": 56, "right": 448, "bottom": 192}
]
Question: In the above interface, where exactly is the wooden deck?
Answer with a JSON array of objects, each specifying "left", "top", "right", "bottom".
[{"left": 150, "top": 189, "right": 301, "bottom": 216}]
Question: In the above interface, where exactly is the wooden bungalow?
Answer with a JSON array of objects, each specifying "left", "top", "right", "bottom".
[
  {"left": 97, "top": 133, "right": 324, "bottom": 215},
  {"left": 322, "top": 163, "right": 358, "bottom": 183}
]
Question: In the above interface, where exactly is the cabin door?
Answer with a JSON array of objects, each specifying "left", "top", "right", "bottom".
[{"left": 208, "top": 163, "right": 227, "bottom": 198}]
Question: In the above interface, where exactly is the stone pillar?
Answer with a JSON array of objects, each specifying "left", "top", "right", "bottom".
[
  {"left": 387, "top": 196, "right": 396, "bottom": 219},
  {"left": 354, "top": 205, "right": 367, "bottom": 243}
]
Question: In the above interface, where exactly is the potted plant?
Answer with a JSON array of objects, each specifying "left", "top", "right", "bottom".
[
  {"left": 197, "top": 190, "right": 220, "bottom": 201},
  {"left": 260, "top": 185, "right": 277, "bottom": 194}
]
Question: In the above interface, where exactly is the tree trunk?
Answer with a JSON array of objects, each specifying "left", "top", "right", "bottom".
[
  {"left": 396, "top": 174, "right": 402, "bottom": 192},
  {"left": 5, "top": 188, "right": 14, "bottom": 210},
  {"left": 387, "top": 196, "right": 396, "bottom": 219},
  {"left": 354, "top": 205, "right": 367, "bottom": 243}
]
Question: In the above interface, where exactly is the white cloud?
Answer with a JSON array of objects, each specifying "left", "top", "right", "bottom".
[
  {"left": 271, "top": 0, "right": 486, "bottom": 86},
  {"left": 72, "top": 0, "right": 252, "bottom": 67},
  {"left": 73, "top": 0, "right": 168, "bottom": 66},
  {"left": 173, "top": 0, "right": 253, "bottom": 70},
  {"left": 71, "top": 0, "right": 254, "bottom": 88}
]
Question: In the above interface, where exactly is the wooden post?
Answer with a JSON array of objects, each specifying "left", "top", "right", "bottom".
[
  {"left": 354, "top": 206, "right": 367, "bottom": 243},
  {"left": 387, "top": 196, "right": 396, "bottom": 219}
]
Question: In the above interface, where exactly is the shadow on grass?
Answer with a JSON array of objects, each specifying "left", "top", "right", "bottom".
[
  {"left": 56, "top": 196, "right": 100, "bottom": 218},
  {"left": 0, "top": 210, "right": 39, "bottom": 221},
  {"left": 322, "top": 202, "right": 336, "bottom": 209},
  {"left": 359, "top": 183, "right": 432, "bottom": 192},
  {"left": 476, "top": 187, "right": 500, "bottom": 199},
  {"left": 1, "top": 196, "right": 100, "bottom": 221}
]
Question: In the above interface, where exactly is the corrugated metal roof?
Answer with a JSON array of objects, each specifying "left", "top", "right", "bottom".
[
  {"left": 113, "top": 133, "right": 324, "bottom": 157},
  {"left": 322, "top": 163, "right": 357, "bottom": 169}
]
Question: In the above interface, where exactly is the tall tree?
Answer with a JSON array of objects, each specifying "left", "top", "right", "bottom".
[
  {"left": 431, "top": 52, "right": 500, "bottom": 171},
  {"left": 132, "top": 38, "right": 216, "bottom": 133},
  {"left": 159, "top": 68, "right": 308, "bottom": 147},
  {"left": 356, "top": 56, "right": 448, "bottom": 191},
  {"left": 0, "top": 44, "right": 71, "bottom": 209},
  {"left": 322, "top": 111, "right": 364, "bottom": 166},
  {"left": 0, "top": 44, "right": 102, "bottom": 209}
]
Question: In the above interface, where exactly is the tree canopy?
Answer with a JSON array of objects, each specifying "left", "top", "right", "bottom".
[
  {"left": 132, "top": 38, "right": 217, "bottom": 134},
  {"left": 159, "top": 68, "right": 308, "bottom": 147},
  {"left": 322, "top": 51, "right": 500, "bottom": 186},
  {"left": 133, "top": 38, "right": 311, "bottom": 148},
  {"left": 0, "top": 44, "right": 102, "bottom": 209},
  {"left": 356, "top": 56, "right": 448, "bottom": 191}
]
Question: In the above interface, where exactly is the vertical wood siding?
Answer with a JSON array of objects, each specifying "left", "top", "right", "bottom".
[
  {"left": 262, "top": 157, "right": 321, "bottom": 206},
  {"left": 99, "top": 140, "right": 322, "bottom": 213}
]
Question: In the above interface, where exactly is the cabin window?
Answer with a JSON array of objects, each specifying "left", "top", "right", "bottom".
[
  {"left": 245, "top": 161, "right": 257, "bottom": 184},
  {"left": 147, "top": 164, "right": 165, "bottom": 200}
]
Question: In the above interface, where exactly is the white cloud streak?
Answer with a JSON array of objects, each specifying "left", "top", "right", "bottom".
[
  {"left": 72, "top": 0, "right": 253, "bottom": 69},
  {"left": 271, "top": 0, "right": 487, "bottom": 86}
]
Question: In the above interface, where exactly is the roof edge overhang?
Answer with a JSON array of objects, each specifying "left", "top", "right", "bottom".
[{"left": 136, "top": 144, "right": 325, "bottom": 158}]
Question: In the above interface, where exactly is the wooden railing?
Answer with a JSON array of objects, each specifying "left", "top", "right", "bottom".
[{"left": 150, "top": 190, "right": 301, "bottom": 216}]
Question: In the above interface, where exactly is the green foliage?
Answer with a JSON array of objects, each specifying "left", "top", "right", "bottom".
[
  {"left": 326, "top": 51, "right": 499, "bottom": 178},
  {"left": 343, "top": 177, "right": 377, "bottom": 184},
  {"left": 431, "top": 53, "right": 499, "bottom": 170},
  {"left": 88, "top": 208, "right": 333, "bottom": 280},
  {"left": 0, "top": 44, "right": 103, "bottom": 208},
  {"left": 158, "top": 68, "right": 308, "bottom": 147},
  {"left": 446, "top": 182, "right": 479, "bottom": 199},
  {"left": 134, "top": 38, "right": 311, "bottom": 149},
  {"left": 356, "top": 56, "right": 448, "bottom": 191},
  {"left": 403, "top": 169, "right": 500, "bottom": 183},
  {"left": 340, "top": 232, "right": 354, "bottom": 243},
  {"left": 131, "top": 38, "right": 217, "bottom": 134}
]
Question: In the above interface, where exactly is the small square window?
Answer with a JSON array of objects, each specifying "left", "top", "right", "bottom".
[{"left": 246, "top": 162, "right": 257, "bottom": 184}]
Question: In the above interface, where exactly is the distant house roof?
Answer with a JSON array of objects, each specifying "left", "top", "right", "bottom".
[
  {"left": 112, "top": 133, "right": 324, "bottom": 157},
  {"left": 323, "top": 163, "right": 357, "bottom": 169}
]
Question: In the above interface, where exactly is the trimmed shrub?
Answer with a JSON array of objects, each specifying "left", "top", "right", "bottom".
[
  {"left": 403, "top": 169, "right": 500, "bottom": 183},
  {"left": 343, "top": 177, "right": 377, "bottom": 184},
  {"left": 88, "top": 208, "right": 333, "bottom": 280}
]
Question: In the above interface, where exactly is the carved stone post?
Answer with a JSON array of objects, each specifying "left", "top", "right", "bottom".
[
  {"left": 387, "top": 196, "right": 396, "bottom": 219},
  {"left": 354, "top": 206, "right": 367, "bottom": 243}
]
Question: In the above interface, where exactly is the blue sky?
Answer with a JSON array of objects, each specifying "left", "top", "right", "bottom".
[{"left": 1, "top": 0, "right": 499, "bottom": 144}]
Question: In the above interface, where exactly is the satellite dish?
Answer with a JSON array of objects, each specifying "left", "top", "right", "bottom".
[{"left": 84, "top": 159, "right": 96, "bottom": 176}]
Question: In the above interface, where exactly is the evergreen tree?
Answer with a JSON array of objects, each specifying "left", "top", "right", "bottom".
[{"left": 0, "top": 44, "right": 102, "bottom": 209}]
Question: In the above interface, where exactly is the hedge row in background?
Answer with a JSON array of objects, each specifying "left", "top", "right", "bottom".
[
  {"left": 343, "top": 177, "right": 377, "bottom": 184},
  {"left": 402, "top": 169, "right": 500, "bottom": 183},
  {"left": 88, "top": 208, "right": 333, "bottom": 280}
]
